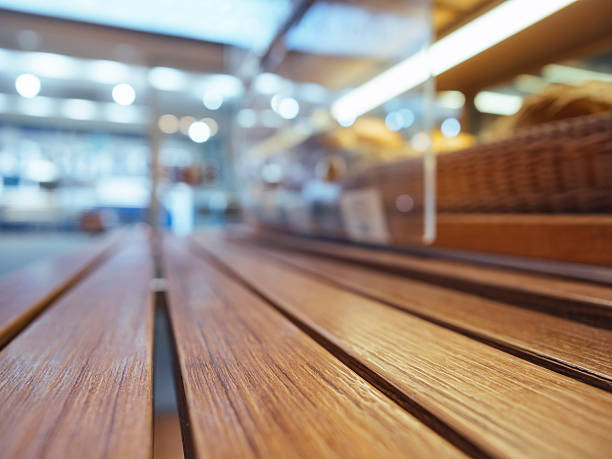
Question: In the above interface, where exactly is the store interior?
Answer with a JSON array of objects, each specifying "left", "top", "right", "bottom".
[
  {"left": 0, "top": 2, "right": 611, "bottom": 458},
  {"left": 1, "top": 1, "right": 610, "bottom": 268}
]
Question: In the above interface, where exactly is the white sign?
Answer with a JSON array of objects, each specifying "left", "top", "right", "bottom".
[{"left": 340, "top": 188, "right": 390, "bottom": 244}]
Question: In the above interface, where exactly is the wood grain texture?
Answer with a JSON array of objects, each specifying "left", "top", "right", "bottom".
[
  {"left": 0, "top": 238, "right": 154, "bottom": 459},
  {"left": 250, "top": 232, "right": 612, "bottom": 327},
  {"left": 0, "top": 232, "right": 119, "bottom": 348},
  {"left": 242, "top": 243, "right": 612, "bottom": 390},
  {"left": 196, "top": 237, "right": 612, "bottom": 459},
  {"left": 162, "top": 238, "right": 465, "bottom": 459},
  {"left": 435, "top": 213, "right": 612, "bottom": 267}
]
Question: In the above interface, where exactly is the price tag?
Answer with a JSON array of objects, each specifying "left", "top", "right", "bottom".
[{"left": 340, "top": 188, "right": 390, "bottom": 244}]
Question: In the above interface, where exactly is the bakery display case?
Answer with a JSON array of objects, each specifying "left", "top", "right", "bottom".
[{"left": 234, "top": 0, "right": 612, "bottom": 251}]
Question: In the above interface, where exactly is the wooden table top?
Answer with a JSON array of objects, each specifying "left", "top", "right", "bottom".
[{"left": 0, "top": 227, "right": 610, "bottom": 458}]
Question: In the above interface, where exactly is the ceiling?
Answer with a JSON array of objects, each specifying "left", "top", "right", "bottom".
[
  {"left": 0, "top": 0, "right": 609, "bottom": 133},
  {"left": 0, "top": 1, "right": 498, "bottom": 78}
]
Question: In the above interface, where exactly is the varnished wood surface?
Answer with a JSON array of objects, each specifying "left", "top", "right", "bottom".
[
  {"left": 241, "top": 242, "right": 612, "bottom": 390},
  {"left": 434, "top": 214, "right": 612, "bottom": 268},
  {"left": 0, "top": 232, "right": 118, "bottom": 348},
  {"left": 251, "top": 231, "right": 612, "bottom": 327},
  {"left": 0, "top": 240, "right": 154, "bottom": 459},
  {"left": 195, "top": 236, "right": 612, "bottom": 459},
  {"left": 162, "top": 237, "right": 465, "bottom": 459}
]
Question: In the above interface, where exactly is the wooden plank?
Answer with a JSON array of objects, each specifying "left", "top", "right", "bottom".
[
  {"left": 434, "top": 214, "right": 612, "bottom": 268},
  {"left": 0, "top": 232, "right": 119, "bottom": 348},
  {"left": 243, "top": 242, "right": 612, "bottom": 391},
  {"left": 162, "top": 238, "right": 465, "bottom": 459},
  {"left": 0, "top": 237, "right": 154, "bottom": 459},
  {"left": 195, "top": 236, "right": 612, "bottom": 459},
  {"left": 250, "top": 231, "right": 612, "bottom": 327}
]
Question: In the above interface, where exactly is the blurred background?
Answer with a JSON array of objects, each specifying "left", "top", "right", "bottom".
[{"left": 0, "top": 0, "right": 611, "bottom": 273}]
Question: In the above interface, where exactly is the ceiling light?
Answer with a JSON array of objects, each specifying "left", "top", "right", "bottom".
[
  {"left": 188, "top": 121, "right": 211, "bottom": 143},
  {"left": 474, "top": 91, "right": 522, "bottom": 115},
  {"left": 204, "top": 74, "right": 243, "bottom": 98},
  {"left": 514, "top": 74, "right": 549, "bottom": 93},
  {"left": 437, "top": 91, "right": 466, "bottom": 110},
  {"left": 331, "top": 0, "right": 577, "bottom": 121},
  {"left": 23, "top": 52, "right": 78, "bottom": 79},
  {"left": 254, "top": 73, "right": 283, "bottom": 94},
  {"left": 89, "top": 60, "right": 131, "bottom": 84},
  {"left": 149, "top": 67, "right": 188, "bottom": 91},
  {"left": 542, "top": 64, "right": 612, "bottom": 85},
  {"left": 112, "top": 83, "right": 136, "bottom": 105},
  {"left": 158, "top": 114, "right": 179, "bottom": 134},
  {"left": 15, "top": 73, "right": 41, "bottom": 98}
]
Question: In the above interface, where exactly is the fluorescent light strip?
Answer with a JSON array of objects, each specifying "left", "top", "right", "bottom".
[
  {"left": 474, "top": 91, "right": 522, "bottom": 115},
  {"left": 331, "top": 0, "right": 578, "bottom": 121},
  {"left": 542, "top": 64, "right": 612, "bottom": 84}
]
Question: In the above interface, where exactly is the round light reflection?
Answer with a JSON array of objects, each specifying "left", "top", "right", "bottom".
[
  {"left": 441, "top": 118, "right": 461, "bottom": 138},
  {"left": 202, "top": 90, "right": 223, "bottom": 110},
  {"left": 411, "top": 132, "right": 431, "bottom": 152},
  {"left": 112, "top": 83, "right": 136, "bottom": 106},
  {"left": 188, "top": 121, "right": 211, "bottom": 143},
  {"left": 15, "top": 73, "right": 41, "bottom": 98},
  {"left": 158, "top": 114, "right": 179, "bottom": 134},
  {"left": 385, "top": 112, "right": 403, "bottom": 131},
  {"left": 276, "top": 97, "right": 299, "bottom": 120},
  {"left": 337, "top": 115, "right": 355, "bottom": 128},
  {"left": 395, "top": 194, "right": 414, "bottom": 213},
  {"left": 202, "top": 117, "right": 218, "bottom": 136}
]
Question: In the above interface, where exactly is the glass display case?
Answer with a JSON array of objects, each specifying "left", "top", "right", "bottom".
[{"left": 234, "top": 0, "right": 435, "bottom": 245}]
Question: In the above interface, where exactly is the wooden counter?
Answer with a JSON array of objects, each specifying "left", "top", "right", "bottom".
[{"left": 0, "top": 227, "right": 610, "bottom": 458}]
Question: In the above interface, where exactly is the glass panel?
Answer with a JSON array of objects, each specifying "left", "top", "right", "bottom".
[{"left": 235, "top": 0, "right": 435, "bottom": 245}]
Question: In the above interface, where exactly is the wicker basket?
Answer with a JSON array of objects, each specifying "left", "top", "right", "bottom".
[
  {"left": 435, "top": 112, "right": 612, "bottom": 213},
  {"left": 258, "top": 112, "right": 612, "bottom": 244}
]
